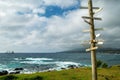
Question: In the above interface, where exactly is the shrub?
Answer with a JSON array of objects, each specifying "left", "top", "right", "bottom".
[
  {"left": 32, "top": 76, "right": 43, "bottom": 80},
  {"left": 24, "top": 76, "right": 43, "bottom": 80},
  {"left": 97, "top": 60, "right": 108, "bottom": 68},
  {"left": 102, "top": 63, "right": 108, "bottom": 68},
  {"left": 1, "top": 75, "right": 17, "bottom": 80},
  {"left": 97, "top": 60, "right": 102, "bottom": 68}
]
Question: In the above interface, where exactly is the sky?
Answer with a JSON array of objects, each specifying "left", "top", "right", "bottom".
[{"left": 0, "top": 0, "right": 120, "bottom": 53}]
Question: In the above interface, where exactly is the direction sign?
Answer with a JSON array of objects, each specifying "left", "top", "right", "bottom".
[
  {"left": 94, "top": 8, "right": 103, "bottom": 14},
  {"left": 82, "top": 16, "right": 102, "bottom": 20},
  {"left": 86, "top": 47, "right": 98, "bottom": 52},
  {"left": 80, "top": 7, "right": 99, "bottom": 9}
]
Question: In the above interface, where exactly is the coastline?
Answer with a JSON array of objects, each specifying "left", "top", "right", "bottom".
[{"left": 0, "top": 65, "right": 119, "bottom": 80}]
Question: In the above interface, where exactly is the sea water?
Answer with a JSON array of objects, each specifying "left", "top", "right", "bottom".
[{"left": 0, "top": 53, "right": 120, "bottom": 73}]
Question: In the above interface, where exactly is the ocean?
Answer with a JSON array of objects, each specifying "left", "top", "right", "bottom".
[{"left": 0, "top": 52, "right": 120, "bottom": 73}]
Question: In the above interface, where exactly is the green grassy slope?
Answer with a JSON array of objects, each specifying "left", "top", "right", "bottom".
[{"left": 0, "top": 65, "right": 119, "bottom": 80}]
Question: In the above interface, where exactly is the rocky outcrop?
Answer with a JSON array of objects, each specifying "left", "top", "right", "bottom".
[
  {"left": 14, "top": 68, "right": 24, "bottom": 71},
  {"left": 0, "top": 70, "right": 8, "bottom": 76},
  {"left": 68, "top": 65, "right": 78, "bottom": 69},
  {"left": 9, "top": 71, "right": 20, "bottom": 74}
]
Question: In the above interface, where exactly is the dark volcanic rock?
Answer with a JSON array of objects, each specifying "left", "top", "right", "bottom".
[
  {"left": 9, "top": 71, "right": 20, "bottom": 74},
  {"left": 68, "top": 65, "right": 78, "bottom": 69},
  {"left": 14, "top": 68, "right": 24, "bottom": 71},
  {"left": 0, "top": 70, "right": 8, "bottom": 76}
]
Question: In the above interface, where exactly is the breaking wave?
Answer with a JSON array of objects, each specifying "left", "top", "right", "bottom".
[
  {"left": 1, "top": 57, "right": 91, "bottom": 73},
  {"left": 14, "top": 58, "right": 53, "bottom": 61},
  {"left": 0, "top": 64, "right": 7, "bottom": 70}
]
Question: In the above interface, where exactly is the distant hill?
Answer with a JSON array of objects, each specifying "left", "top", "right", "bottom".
[
  {"left": 57, "top": 48, "right": 120, "bottom": 54},
  {"left": 97, "top": 48, "right": 120, "bottom": 53}
]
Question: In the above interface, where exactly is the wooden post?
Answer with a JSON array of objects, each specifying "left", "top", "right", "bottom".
[
  {"left": 88, "top": 0, "right": 97, "bottom": 80},
  {"left": 81, "top": 0, "right": 103, "bottom": 79}
]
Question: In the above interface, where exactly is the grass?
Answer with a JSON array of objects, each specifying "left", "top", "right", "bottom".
[{"left": 0, "top": 65, "right": 119, "bottom": 80}]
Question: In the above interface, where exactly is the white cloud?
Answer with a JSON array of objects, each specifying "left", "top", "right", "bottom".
[
  {"left": 43, "top": 0, "right": 79, "bottom": 8},
  {"left": 33, "top": 8, "right": 45, "bottom": 14},
  {"left": 15, "top": 31, "right": 42, "bottom": 45},
  {"left": 0, "top": 0, "right": 119, "bottom": 52}
]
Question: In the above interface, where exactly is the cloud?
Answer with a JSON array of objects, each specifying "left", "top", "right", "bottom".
[
  {"left": 43, "top": 0, "right": 79, "bottom": 8},
  {"left": 0, "top": 0, "right": 119, "bottom": 52}
]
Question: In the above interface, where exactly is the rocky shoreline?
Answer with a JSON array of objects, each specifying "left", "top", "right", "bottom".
[
  {"left": 0, "top": 68, "right": 24, "bottom": 76},
  {"left": 0, "top": 64, "right": 79, "bottom": 76}
]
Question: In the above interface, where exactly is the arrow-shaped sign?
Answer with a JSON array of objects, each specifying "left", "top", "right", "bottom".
[
  {"left": 86, "top": 47, "right": 98, "bottom": 52},
  {"left": 82, "top": 16, "right": 102, "bottom": 20},
  {"left": 96, "top": 34, "right": 101, "bottom": 37},
  {"left": 93, "top": 8, "right": 103, "bottom": 14},
  {"left": 80, "top": 7, "right": 99, "bottom": 9}
]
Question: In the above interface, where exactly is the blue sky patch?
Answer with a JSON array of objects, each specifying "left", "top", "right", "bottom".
[
  {"left": 42, "top": 1, "right": 80, "bottom": 17},
  {"left": 16, "top": 0, "right": 80, "bottom": 17}
]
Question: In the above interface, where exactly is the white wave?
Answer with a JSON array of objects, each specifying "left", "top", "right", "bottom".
[
  {"left": 52, "top": 61, "right": 90, "bottom": 71},
  {"left": 0, "top": 64, "right": 7, "bottom": 70},
  {"left": 14, "top": 58, "right": 53, "bottom": 61},
  {"left": 54, "top": 61, "right": 80, "bottom": 69},
  {"left": 25, "top": 58, "right": 53, "bottom": 61},
  {"left": 20, "top": 60, "right": 80, "bottom": 68},
  {"left": 20, "top": 60, "right": 43, "bottom": 64},
  {"left": 19, "top": 57, "right": 53, "bottom": 64},
  {"left": 20, "top": 61, "right": 82, "bottom": 72},
  {"left": 14, "top": 58, "right": 24, "bottom": 60},
  {"left": 55, "top": 61, "right": 79, "bottom": 66},
  {"left": 47, "top": 61, "right": 80, "bottom": 71}
]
